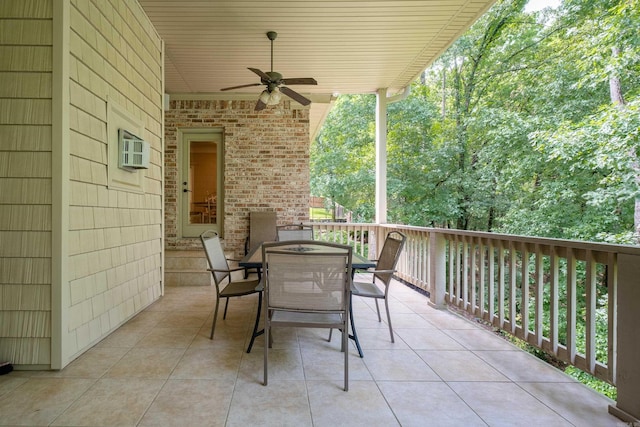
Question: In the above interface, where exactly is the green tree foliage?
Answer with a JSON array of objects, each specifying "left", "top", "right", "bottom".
[
  {"left": 312, "top": 0, "right": 639, "bottom": 243},
  {"left": 311, "top": 95, "right": 376, "bottom": 221}
]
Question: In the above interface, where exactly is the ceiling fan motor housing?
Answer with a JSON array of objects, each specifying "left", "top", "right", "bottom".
[{"left": 264, "top": 71, "right": 282, "bottom": 84}]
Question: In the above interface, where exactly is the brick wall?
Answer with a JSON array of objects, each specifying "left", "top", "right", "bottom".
[{"left": 165, "top": 99, "right": 310, "bottom": 256}]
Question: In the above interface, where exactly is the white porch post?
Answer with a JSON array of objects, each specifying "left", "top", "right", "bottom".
[
  {"left": 429, "top": 231, "right": 447, "bottom": 309},
  {"left": 375, "top": 88, "right": 388, "bottom": 224}
]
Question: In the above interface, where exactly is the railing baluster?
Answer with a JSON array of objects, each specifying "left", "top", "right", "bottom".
[
  {"left": 566, "top": 247, "right": 577, "bottom": 364},
  {"left": 448, "top": 238, "right": 454, "bottom": 304},
  {"left": 462, "top": 237, "right": 469, "bottom": 311},
  {"left": 470, "top": 237, "right": 477, "bottom": 315},
  {"left": 509, "top": 241, "right": 517, "bottom": 334},
  {"left": 478, "top": 238, "right": 486, "bottom": 319},
  {"left": 498, "top": 242, "right": 505, "bottom": 329},
  {"left": 607, "top": 252, "right": 617, "bottom": 385},
  {"left": 585, "top": 250, "right": 596, "bottom": 374},
  {"left": 521, "top": 242, "right": 530, "bottom": 342},
  {"left": 534, "top": 244, "right": 544, "bottom": 348},
  {"left": 488, "top": 241, "right": 495, "bottom": 325},
  {"left": 550, "top": 246, "right": 559, "bottom": 356}
]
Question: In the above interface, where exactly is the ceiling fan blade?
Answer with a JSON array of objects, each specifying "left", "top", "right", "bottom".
[
  {"left": 280, "top": 86, "right": 311, "bottom": 106},
  {"left": 282, "top": 77, "right": 317, "bottom": 86},
  {"left": 255, "top": 99, "right": 267, "bottom": 111},
  {"left": 248, "top": 67, "right": 271, "bottom": 81},
  {"left": 220, "top": 82, "right": 262, "bottom": 91}
]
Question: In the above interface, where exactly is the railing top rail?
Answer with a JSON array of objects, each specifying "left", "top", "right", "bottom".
[{"left": 310, "top": 222, "right": 640, "bottom": 256}]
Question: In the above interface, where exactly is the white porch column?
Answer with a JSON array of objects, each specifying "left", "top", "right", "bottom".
[
  {"left": 428, "top": 231, "right": 447, "bottom": 309},
  {"left": 375, "top": 88, "right": 388, "bottom": 224}
]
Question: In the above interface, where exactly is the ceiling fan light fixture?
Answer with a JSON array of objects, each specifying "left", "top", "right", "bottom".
[
  {"left": 258, "top": 88, "right": 282, "bottom": 107},
  {"left": 267, "top": 87, "right": 281, "bottom": 105},
  {"left": 259, "top": 90, "right": 270, "bottom": 104}
]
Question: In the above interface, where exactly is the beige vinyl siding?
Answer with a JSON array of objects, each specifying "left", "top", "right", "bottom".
[
  {"left": 0, "top": 0, "right": 53, "bottom": 365},
  {"left": 64, "top": 0, "right": 163, "bottom": 363},
  {"left": 0, "top": 0, "right": 163, "bottom": 369}
]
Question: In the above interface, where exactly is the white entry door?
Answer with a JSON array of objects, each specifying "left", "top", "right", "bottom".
[{"left": 179, "top": 129, "right": 224, "bottom": 238}]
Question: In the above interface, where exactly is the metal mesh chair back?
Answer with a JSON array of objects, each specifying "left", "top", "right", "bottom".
[
  {"left": 248, "top": 211, "right": 277, "bottom": 253},
  {"left": 374, "top": 231, "right": 406, "bottom": 285},
  {"left": 264, "top": 249, "right": 349, "bottom": 312},
  {"left": 276, "top": 224, "right": 313, "bottom": 241},
  {"left": 200, "top": 231, "right": 230, "bottom": 285}
]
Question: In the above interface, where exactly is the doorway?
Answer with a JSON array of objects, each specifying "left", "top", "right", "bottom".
[{"left": 179, "top": 129, "right": 224, "bottom": 238}]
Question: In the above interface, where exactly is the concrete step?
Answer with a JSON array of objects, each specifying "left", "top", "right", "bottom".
[
  {"left": 165, "top": 250, "right": 212, "bottom": 287},
  {"left": 165, "top": 250, "right": 209, "bottom": 271}
]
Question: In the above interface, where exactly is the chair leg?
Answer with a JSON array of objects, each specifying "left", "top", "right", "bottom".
[
  {"left": 264, "top": 317, "right": 269, "bottom": 386},
  {"left": 343, "top": 322, "right": 349, "bottom": 391},
  {"left": 246, "top": 292, "right": 262, "bottom": 354},
  {"left": 374, "top": 298, "right": 382, "bottom": 322},
  {"left": 328, "top": 328, "right": 333, "bottom": 342},
  {"left": 210, "top": 297, "right": 220, "bottom": 339},
  {"left": 223, "top": 297, "right": 230, "bottom": 319},
  {"left": 349, "top": 298, "right": 364, "bottom": 358},
  {"left": 384, "top": 298, "right": 394, "bottom": 343}
]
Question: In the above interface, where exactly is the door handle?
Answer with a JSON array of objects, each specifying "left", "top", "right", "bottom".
[{"left": 183, "top": 189, "right": 192, "bottom": 193}]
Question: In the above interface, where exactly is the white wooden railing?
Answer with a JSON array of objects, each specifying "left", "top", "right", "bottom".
[{"left": 311, "top": 222, "right": 640, "bottom": 422}]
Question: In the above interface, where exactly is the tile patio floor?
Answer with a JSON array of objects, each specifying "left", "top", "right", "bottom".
[{"left": 0, "top": 278, "right": 627, "bottom": 426}]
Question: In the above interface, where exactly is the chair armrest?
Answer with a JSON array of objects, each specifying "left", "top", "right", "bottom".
[
  {"left": 355, "top": 268, "right": 396, "bottom": 275},
  {"left": 208, "top": 266, "right": 246, "bottom": 274},
  {"left": 226, "top": 258, "right": 249, "bottom": 271}
]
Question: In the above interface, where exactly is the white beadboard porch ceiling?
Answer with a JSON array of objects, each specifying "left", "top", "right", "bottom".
[{"left": 138, "top": 0, "right": 496, "bottom": 136}]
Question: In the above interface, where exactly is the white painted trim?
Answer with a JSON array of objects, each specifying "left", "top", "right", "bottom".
[
  {"left": 160, "top": 40, "right": 166, "bottom": 297},
  {"left": 107, "top": 99, "right": 146, "bottom": 193},
  {"left": 167, "top": 92, "right": 335, "bottom": 104},
  {"left": 177, "top": 128, "right": 224, "bottom": 238},
  {"left": 375, "top": 88, "right": 388, "bottom": 224},
  {"left": 51, "top": 0, "right": 70, "bottom": 370},
  {"left": 374, "top": 86, "right": 410, "bottom": 225}
]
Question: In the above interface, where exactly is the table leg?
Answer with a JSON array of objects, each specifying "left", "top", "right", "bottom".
[
  {"left": 246, "top": 292, "right": 263, "bottom": 353},
  {"left": 349, "top": 293, "right": 364, "bottom": 358}
]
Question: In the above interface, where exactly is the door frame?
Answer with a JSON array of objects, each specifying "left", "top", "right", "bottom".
[{"left": 177, "top": 127, "right": 224, "bottom": 238}]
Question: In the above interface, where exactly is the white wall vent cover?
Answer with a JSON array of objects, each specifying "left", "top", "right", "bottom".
[{"left": 118, "top": 129, "right": 150, "bottom": 170}]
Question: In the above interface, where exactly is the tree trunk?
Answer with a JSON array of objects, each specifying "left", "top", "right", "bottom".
[
  {"left": 609, "top": 47, "right": 640, "bottom": 241},
  {"left": 609, "top": 47, "right": 625, "bottom": 107}
]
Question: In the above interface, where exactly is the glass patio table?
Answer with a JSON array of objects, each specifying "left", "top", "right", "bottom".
[{"left": 240, "top": 242, "right": 375, "bottom": 356}]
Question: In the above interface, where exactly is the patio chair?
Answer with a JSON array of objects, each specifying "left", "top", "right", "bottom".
[
  {"left": 244, "top": 211, "right": 278, "bottom": 277},
  {"left": 200, "top": 230, "right": 262, "bottom": 340},
  {"left": 276, "top": 223, "right": 313, "bottom": 241},
  {"left": 351, "top": 231, "right": 405, "bottom": 343},
  {"left": 262, "top": 240, "right": 352, "bottom": 391}
]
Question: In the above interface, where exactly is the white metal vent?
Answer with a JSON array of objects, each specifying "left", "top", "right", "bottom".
[{"left": 118, "top": 129, "right": 150, "bottom": 170}]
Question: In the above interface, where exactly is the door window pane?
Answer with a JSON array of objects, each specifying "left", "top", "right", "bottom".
[{"left": 189, "top": 140, "right": 217, "bottom": 224}]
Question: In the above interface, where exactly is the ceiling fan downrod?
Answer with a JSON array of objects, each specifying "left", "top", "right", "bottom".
[{"left": 266, "top": 31, "right": 277, "bottom": 72}]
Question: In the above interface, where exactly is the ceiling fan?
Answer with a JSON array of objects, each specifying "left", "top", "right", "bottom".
[{"left": 220, "top": 31, "right": 318, "bottom": 111}]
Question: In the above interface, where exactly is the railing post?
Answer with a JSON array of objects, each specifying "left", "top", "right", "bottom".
[
  {"left": 428, "top": 231, "right": 446, "bottom": 309},
  {"left": 609, "top": 253, "right": 640, "bottom": 423}
]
